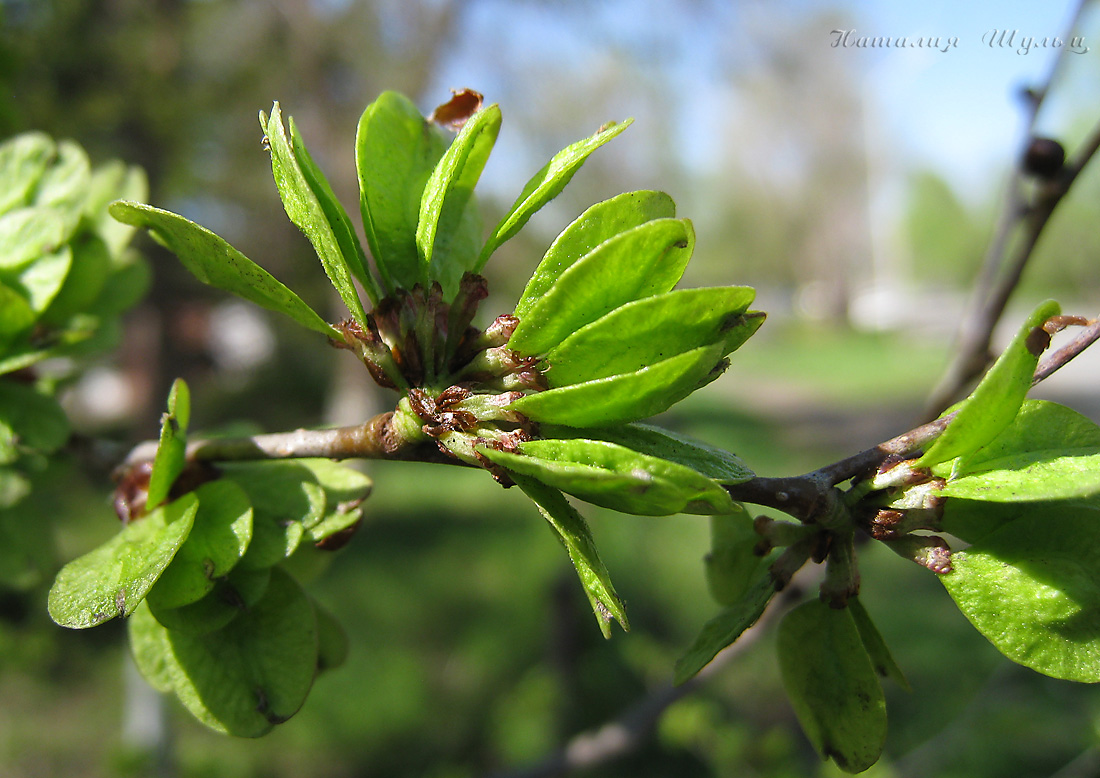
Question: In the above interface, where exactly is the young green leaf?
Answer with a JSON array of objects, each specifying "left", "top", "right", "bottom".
[
  {"left": 0, "top": 132, "right": 54, "bottom": 215},
  {"left": 40, "top": 234, "right": 112, "bottom": 325},
  {"left": 32, "top": 138, "right": 90, "bottom": 235},
  {"left": 84, "top": 160, "right": 149, "bottom": 257},
  {"left": 509, "top": 342, "right": 727, "bottom": 427},
  {"left": 146, "top": 480, "right": 254, "bottom": 610},
  {"left": 305, "top": 505, "right": 363, "bottom": 544},
  {"left": 148, "top": 566, "right": 271, "bottom": 636},
  {"left": 0, "top": 380, "right": 70, "bottom": 454},
  {"left": 10, "top": 246, "right": 71, "bottom": 314},
  {"left": 48, "top": 493, "right": 199, "bottom": 628},
  {"left": 935, "top": 400, "right": 1100, "bottom": 502},
  {"left": 542, "top": 422, "right": 753, "bottom": 485},
  {"left": 674, "top": 568, "right": 776, "bottom": 684},
  {"left": 145, "top": 378, "right": 190, "bottom": 512},
  {"left": 477, "top": 119, "right": 633, "bottom": 268},
  {"left": 705, "top": 507, "right": 769, "bottom": 606},
  {"left": 514, "top": 475, "right": 628, "bottom": 638},
  {"left": 314, "top": 599, "right": 350, "bottom": 672},
  {"left": 848, "top": 597, "right": 910, "bottom": 691},
  {"left": 942, "top": 508, "right": 1100, "bottom": 682},
  {"left": 508, "top": 217, "right": 695, "bottom": 356},
  {"left": 480, "top": 438, "right": 736, "bottom": 516},
  {"left": 0, "top": 282, "right": 35, "bottom": 349},
  {"left": 417, "top": 104, "right": 501, "bottom": 295},
  {"left": 0, "top": 207, "right": 66, "bottom": 270},
  {"left": 109, "top": 201, "right": 339, "bottom": 339},
  {"left": 514, "top": 190, "right": 676, "bottom": 318},
  {"left": 918, "top": 299, "right": 1061, "bottom": 469},
  {"left": 545, "top": 286, "right": 757, "bottom": 386},
  {"left": 778, "top": 600, "right": 887, "bottom": 773},
  {"left": 356, "top": 91, "right": 448, "bottom": 292},
  {"left": 129, "top": 568, "right": 319, "bottom": 737},
  {"left": 261, "top": 103, "right": 371, "bottom": 321}
]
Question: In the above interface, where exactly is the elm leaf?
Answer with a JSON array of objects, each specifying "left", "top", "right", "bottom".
[
  {"left": 941, "top": 508, "right": 1100, "bottom": 682},
  {"left": 355, "top": 91, "right": 448, "bottom": 292},
  {"left": 108, "top": 201, "right": 338, "bottom": 339},
  {"left": 0, "top": 207, "right": 66, "bottom": 270},
  {"left": 146, "top": 480, "right": 254, "bottom": 610},
  {"left": 146, "top": 378, "right": 190, "bottom": 511},
  {"left": 514, "top": 475, "right": 628, "bottom": 638},
  {"left": 515, "top": 190, "right": 676, "bottom": 318},
  {"left": 477, "top": 119, "right": 632, "bottom": 268},
  {"left": 48, "top": 493, "right": 199, "bottom": 628},
  {"left": 674, "top": 568, "right": 776, "bottom": 684},
  {"left": 480, "top": 438, "right": 735, "bottom": 515},
  {"left": 509, "top": 342, "right": 727, "bottom": 427},
  {"left": 0, "top": 132, "right": 54, "bottom": 215},
  {"left": 0, "top": 380, "right": 69, "bottom": 454},
  {"left": 508, "top": 217, "right": 694, "bottom": 356},
  {"left": 918, "top": 299, "right": 1061, "bottom": 469},
  {"left": 777, "top": 599, "right": 887, "bottom": 773},
  {"left": 148, "top": 566, "right": 271, "bottom": 636},
  {"left": 417, "top": 104, "right": 501, "bottom": 296},
  {"left": 848, "top": 597, "right": 910, "bottom": 690},
  {"left": 545, "top": 286, "right": 757, "bottom": 386},
  {"left": 705, "top": 507, "right": 769, "bottom": 606},
  {"left": 261, "top": 103, "right": 371, "bottom": 320}
]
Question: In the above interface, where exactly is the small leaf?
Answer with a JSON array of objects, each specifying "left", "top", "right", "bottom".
[
  {"left": 84, "top": 160, "right": 148, "bottom": 257},
  {"left": 40, "top": 234, "right": 112, "bottom": 324},
  {"left": 261, "top": 104, "right": 371, "bottom": 321},
  {"left": 48, "top": 493, "right": 199, "bottom": 628},
  {"left": 848, "top": 597, "right": 910, "bottom": 691},
  {"left": 480, "top": 438, "right": 735, "bottom": 516},
  {"left": 544, "top": 422, "right": 753, "bottom": 484},
  {"left": 32, "top": 138, "right": 90, "bottom": 235},
  {"left": 936, "top": 400, "right": 1100, "bottom": 502},
  {"left": 508, "top": 217, "right": 694, "bottom": 356},
  {"left": 0, "top": 207, "right": 66, "bottom": 270},
  {"left": 674, "top": 568, "right": 776, "bottom": 684},
  {"left": 778, "top": 600, "right": 887, "bottom": 773},
  {"left": 0, "top": 132, "right": 54, "bottom": 215},
  {"left": 314, "top": 599, "right": 350, "bottom": 672},
  {"left": 305, "top": 506, "right": 363, "bottom": 544},
  {"left": 147, "top": 480, "right": 254, "bottom": 610},
  {"left": 86, "top": 252, "right": 151, "bottom": 318},
  {"left": 0, "top": 282, "right": 35, "bottom": 348},
  {"left": 109, "top": 201, "right": 339, "bottom": 339},
  {"left": 417, "top": 104, "right": 501, "bottom": 296},
  {"left": 477, "top": 119, "right": 633, "bottom": 268},
  {"left": 515, "top": 190, "right": 676, "bottom": 318},
  {"left": 918, "top": 299, "right": 1061, "bottom": 469},
  {"left": 148, "top": 566, "right": 271, "bottom": 636},
  {"left": 545, "top": 286, "right": 757, "bottom": 386},
  {"left": 941, "top": 508, "right": 1100, "bottom": 682},
  {"left": 146, "top": 378, "right": 190, "bottom": 512},
  {"left": 509, "top": 342, "right": 727, "bottom": 427},
  {"left": 129, "top": 567, "right": 318, "bottom": 737},
  {"left": 514, "top": 475, "right": 628, "bottom": 637},
  {"left": 355, "top": 91, "right": 448, "bottom": 292},
  {"left": 705, "top": 507, "right": 769, "bottom": 606},
  {"left": 10, "top": 245, "right": 72, "bottom": 314}
]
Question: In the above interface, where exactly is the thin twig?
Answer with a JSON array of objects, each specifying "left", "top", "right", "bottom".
[{"left": 924, "top": 0, "right": 1094, "bottom": 418}]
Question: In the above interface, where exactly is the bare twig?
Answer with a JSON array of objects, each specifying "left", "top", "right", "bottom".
[
  {"left": 924, "top": 0, "right": 1095, "bottom": 418},
  {"left": 1032, "top": 315, "right": 1100, "bottom": 385}
]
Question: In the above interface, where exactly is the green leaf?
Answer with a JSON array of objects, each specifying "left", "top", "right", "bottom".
[
  {"left": 918, "top": 300, "right": 1061, "bottom": 469},
  {"left": 417, "top": 104, "right": 501, "bottom": 296},
  {"left": 481, "top": 438, "right": 735, "bottom": 516},
  {"left": 543, "top": 422, "right": 753, "bottom": 484},
  {"left": 514, "top": 190, "right": 676, "bottom": 319},
  {"left": 0, "top": 132, "right": 54, "bottom": 215},
  {"left": 0, "top": 207, "right": 66, "bottom": 270},
  {"left": 48, "top": 493, "right": 199, "bottom": 628},
  {"left": 509, "top": 342, "right": 727, "bottom": 427},
  {"left": 129, "top": 567, "right": 318, "bottom": 736},
  {"left": 146, "top": 378, "right": 190, "bottom": 511},
  {"left": 936, "top": 401, "right": 1100, "bottom": 502},
  {"left": 355, "top": 91, "right": 448, "bottom": 292},
  {"left": 777, "top": 600, "right": 887, "bottom": 773},
  {"left": 942, "top": 507, "right": 1100, "bottom": 682},
  {"left": 40, "top": 234, "right": 112, "bottom": 324},
  {"left": 9, "top": 245, "right": 71, "bottom": 314},
  {"left": 109, "top": 201, "right": 339, "bottom": 340},
  {"left": 514, "top": 475, "right": 628, "bottom": 637},
  {"left": 87, "top": 252, "right": 151, "bottom": 318},
  {"left": 305, "top": 506, "right": 363, "bottom": 545},
  {"left": 147, "top": 480, "right": 254, "bottom": 610},
  {"left": 705, "top": 507, "right": 769, "bottom": 606},
  {"left": 508, "top": 217, "right": 695, "bottom": 356},
  {"left": 545, "top": 286, "right": 757, "bottom": 386},
  {"left": 674, "top": 568, "right": 776, "bottom": 684},
  {"left": 148, "top": 566, "right": 271, "bottom": 636},
  {"left": 314, "top": 599, "right": 350, "bottom": 672},
  {"left": 0, "top": 380, "right": 69, "bottom": 454},
  {"left": 477, "top": 119, "right": 632, "bottom": 268},
  {"left": 261, "top": 104, "right": 377, "bottom": 316},
  {"left": 33, "top": 138, "right": 90, "bottom": 235},
  {"left": 85, "top": 160, "right": 148, "bottom": 257},
  {"left": 0, "top": 282, "right": 35, "bottom": 348},
  {"left": 848, "top": 597, "right": 910, "bottom": 691}
]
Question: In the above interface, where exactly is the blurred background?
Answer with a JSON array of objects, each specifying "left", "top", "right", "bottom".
[{"left": 2, "top": 1, "right": 1100, "bottom": 776}]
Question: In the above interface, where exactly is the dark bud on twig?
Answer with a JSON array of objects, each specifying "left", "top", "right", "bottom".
[{"left": 1023, "top": 137, "right": 1065, "bottom": 180}]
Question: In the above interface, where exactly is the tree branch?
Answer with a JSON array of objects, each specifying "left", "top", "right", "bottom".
[{"left": 924, "top": 0, "right": 1096, "bottom": 418}]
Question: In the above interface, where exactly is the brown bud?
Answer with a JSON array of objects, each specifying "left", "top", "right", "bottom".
[{"left": 1023, "top": 137, "right": 1065, "bottom": 179}]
